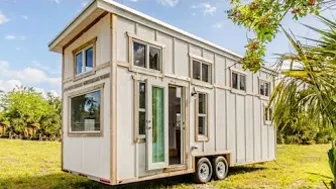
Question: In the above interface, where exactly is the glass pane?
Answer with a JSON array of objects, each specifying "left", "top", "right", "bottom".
[
  {"left": 269, "top": 108, "right": 272, "bottom": 120},
  {"left": 232, "top": 73, "right": 238, "bottom": 89},
  {"left": 265, "top": 83, "right": 269, "bottom": 96},
  {"left": 139, "top": 111, "right": 146, "bottom": 135},
  {"left": 133, "top": 42, "right": 146, "bottom": 68},
  {"left": 198, "top": 93, "right": 206, "bottom": 114},
  {"left": 85, "top": 47, "right": 93, "bottom": 72},
  {"left": 239, "top": 75, "right": 246, "bottom": 91},
  {"left": 260, "top": 82, "right": 265, "bottom": 95},
  {"left": 264, "top": 107, "right": 268, "bottom": 121},
  {"left": 149, "top": 47, "right": 161, "bottom": 71},
  {"left": 152, "top": 87, "right": 165, "bottom": 163},
  {"left": 202, "top": 64, "right": 211, "bottom": 83},
  {"left": 198, "top": 116, "right": 206, "bottom": 135},
  {"left": 139, "top": 82, "right": 146, "bottom": 109},
  {"left": 71, "top": 90, "right": 101, "bottom": 132},
  {"left": 76, "top": 52, "right": 83, "bottom": 74},
  {"left": 193, "top": 61, "right": 201, "bottom": 80}
]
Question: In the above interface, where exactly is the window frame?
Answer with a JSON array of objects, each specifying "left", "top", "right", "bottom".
[
  {"left": 259, "top": 79, "right": 271, "bottom": 97},
  {"left": 134, "top": 81, "right": 147, "bottom": 142},
  {"left": 195, "top": 92, "right": 209, "bottom": 142},
  {"left": 127, "top": 32, "right": 164, "bottom": 76},
  {"left": 230, "top": 69, "right": 247, "bottom": 92},
  {"left": 263, "top": 105, "right": 272, "bottom": 125},
  {"left": 72, "top": 37, "right": 97, "bottom": 78},
  {"left": 190, "top": 56, "right": 213, "bottom": 85},
  {"left": 67, "top": 83, "right": 104, "bottom": 137}
]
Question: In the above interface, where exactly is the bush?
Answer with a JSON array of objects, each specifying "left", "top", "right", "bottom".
[{"left": 0, "top": 86, "right": 61, "bottom": 141}]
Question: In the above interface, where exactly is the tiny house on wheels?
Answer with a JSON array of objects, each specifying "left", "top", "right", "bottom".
[{"left": 49, "top": 0, "right": 277, "bottom": 185}]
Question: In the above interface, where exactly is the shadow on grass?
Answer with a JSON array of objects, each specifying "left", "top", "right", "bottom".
[
  {"left": 228, "top": 165, "right": 268, "bottom": 176},
  {"left": 0, "top": 166, "right": 272, "bottom": 189}
]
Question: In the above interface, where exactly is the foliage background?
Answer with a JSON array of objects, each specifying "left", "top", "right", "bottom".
[{"left": 0, "top": 86, "right": 61, "bottom": 140}]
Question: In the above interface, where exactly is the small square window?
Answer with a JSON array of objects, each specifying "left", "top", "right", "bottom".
[
  {"left": 232, "top": 72, "right": 246, "bottom": 91},
  {"left": 73, "top": 38, "right": 96, "bottom": 76},
  {"left": 133, "top": 42, "right": 146, "bottom": 68},
  {"left": 260, "top": 80, "right": 271, "bottom": 96},
  {"left": 192, "top": 60, "right": 211, "bottom": 83},
  {"left": 149, "top": 46, "right": 161, "bottom": 71}
]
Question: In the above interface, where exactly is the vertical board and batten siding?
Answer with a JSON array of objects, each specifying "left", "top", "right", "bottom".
[
  {"left": 62, "top": 14, "right": 111, "bottom": 180},
  {"left": 114, "top": 13, "right": 276, "bottom": 180}
]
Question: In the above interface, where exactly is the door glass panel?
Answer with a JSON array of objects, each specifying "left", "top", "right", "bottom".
[{"left": 152, "top": 87, "right": 165, "bottom": 163}]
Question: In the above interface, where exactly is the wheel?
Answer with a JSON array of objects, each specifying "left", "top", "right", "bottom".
[
  {"left": 212, "top": 156, "right": 229, "bottom": 180},
  {"left": 193, "top": 157, "right": 213, "bottom": 183}
]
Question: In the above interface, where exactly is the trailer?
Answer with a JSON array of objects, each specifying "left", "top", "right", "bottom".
[{"left": 48, "top": 0, "right": 277, "bottom": 185}]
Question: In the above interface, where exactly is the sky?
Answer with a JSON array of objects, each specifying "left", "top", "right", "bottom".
[{"left": 0, "top": 0, "right": 334, "bottom": 96}]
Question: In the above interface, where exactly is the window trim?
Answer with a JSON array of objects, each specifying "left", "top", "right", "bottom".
[
  {"left": 195, "top": 92, "right": 210, "bottom": 142},
  {"left": 72, "top": 37, "right": 97, "bottom": 79},
  {"left": 258, "top": 78, "right": 272, "bottom": 98},
  {"left": 127, "top": 32, "right": 165, "bottom": 76},
  {"left": 263, "top": 104, "right": 272, "bottom": 126},
  {"left": 134, "top": 80, "right": 147, "bottom": 143},
  {"left": 67, "top": 83, "right": 104, "bottom": 137},
  {"left": 189, "top": 54, "right": 214, "bottom": 86},
  {"left": 230, "top": 68, "right": 247, "bottom": 93}
]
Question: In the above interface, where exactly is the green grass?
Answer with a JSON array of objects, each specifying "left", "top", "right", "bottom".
[{"left": 0, "top": 139, "right": 332, "bottom": 189}]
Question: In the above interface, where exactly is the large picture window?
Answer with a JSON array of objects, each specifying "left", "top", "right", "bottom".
[
  {"left": 133, "top": 41, "right": 161, "bottom": 72},
  {"left": 70, "top": 90, "right": 101, "bottom": 133},
  {"left": 196, "top": 93, "right": 208, "bottom": 141},
  {"left": 192, "top": 60, "right": 212, "bottom": 84},
  {"left": 73, "top": 38, "right": 96, "bottom": 76}
]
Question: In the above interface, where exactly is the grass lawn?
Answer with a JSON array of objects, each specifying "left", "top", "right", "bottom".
[{"left": 0, "top": 139, "right": 332, "bottom": 189}]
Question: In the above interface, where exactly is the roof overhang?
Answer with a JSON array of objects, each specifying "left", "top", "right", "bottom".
[{"left": 48, "top": 0, "right": 105, "bottom": 53}]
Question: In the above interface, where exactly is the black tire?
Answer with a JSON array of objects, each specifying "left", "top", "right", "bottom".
[
  {"left": 212, "top": 156, "right": 229, "bottom": 180},
  {"left": 193, "top": 157, "right": 213, "bottom": 184}
]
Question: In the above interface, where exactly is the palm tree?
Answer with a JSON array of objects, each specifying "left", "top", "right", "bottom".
[{"left": 271, "top": 17, "right": 336, "bottom": 187}]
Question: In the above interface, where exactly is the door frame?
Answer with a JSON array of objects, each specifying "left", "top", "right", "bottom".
[
  {"left": 146, "top": 79, "right": 169, "bottom": 170},
  {"left": 166, "top": 83, "right": 188, "bottom": 171}
]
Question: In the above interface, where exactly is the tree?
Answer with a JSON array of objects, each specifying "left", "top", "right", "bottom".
[
  {"left": 227, "top": 0, "right": 336, "bottom": 72},
  {"left": 269, "top": 17, "right": 336, "bottom": 187}
]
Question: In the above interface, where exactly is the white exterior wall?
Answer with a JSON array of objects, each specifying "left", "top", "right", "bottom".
[
  {"left": 114, "top": 13, "right": 276, "bottom": 181},
  {"left": 62, "top": 14, "right": 111, "bottom": 180}
]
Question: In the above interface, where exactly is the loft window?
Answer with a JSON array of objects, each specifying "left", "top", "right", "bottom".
[
  {"left": 196, "top": 93, "right": 208, "bottom": 140},
  {"left": 70, "top": 90, "right": 101, "bottom": 133},
  {"left": 192, "top": 60, "right": 212, "bottom": 83},
  {"left": 133, "top": 41, "right": 161, "bottom": 71},
  {"left": 260, "top": 80, "right": 271, "bottom": 97},
  {"left": 73, "top": 38, "right": 96, "bottom": 76},
  {"left": 232, "top": 72, "right": 246, "bottom": 91}
]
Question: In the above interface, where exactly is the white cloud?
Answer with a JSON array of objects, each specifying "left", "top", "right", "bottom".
[
  {"left": 0, "top": 80, "right": 22, "bottom": 92},
  {"left": 212, "top": 22, "right": 223, "bottom": 29},
  {"left": 50, "top": 0, "right": 60, "bottom": 4},
  {"left": 0, "top": 60, "right": 9, "bottom": 68},
  {"left": 157, "top": 0, "right": 179, "bottom": 7},
  {"left": 0, "top": 10, "right": 9, "bottom": 25},
  {"left": 4, "top": 35, "right": 26, "bottom": 40},
  {"left": 5, "top": 35, "right": 16, "bottom": 40},
  {"left": 81, "top": 1, "right": 88, "bottom": 7},
  {"left": 21, "top": 15, "right": 28, "bottom": 20},
  {"left": 192, "top": 3, "right": 217, "bottom": 16}
]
